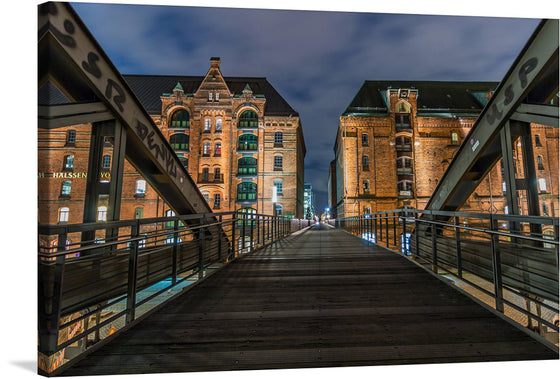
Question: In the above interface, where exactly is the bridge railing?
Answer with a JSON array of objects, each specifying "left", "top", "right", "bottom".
[
  {"left": 38, "top": 211, "right": 309, "bottom": 374},
  {"left": 335, "top": 209, "right": 559, "bottom": 337}
]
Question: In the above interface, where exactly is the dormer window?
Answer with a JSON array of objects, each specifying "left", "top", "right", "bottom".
[
  {"left": 208, "top": 92, "right": 213, "bottom": 102},
  {"left": 215, "top": 92, "right": 220, "bottom": 101}
]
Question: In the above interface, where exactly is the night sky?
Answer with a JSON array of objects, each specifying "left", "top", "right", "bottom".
[{"left": 71, "top": 1, "right": 542, "bottom": 212}]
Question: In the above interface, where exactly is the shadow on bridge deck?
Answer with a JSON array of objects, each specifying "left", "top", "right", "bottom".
[{"left": 61, "top": 224, "right": 557, "bottom": 375}]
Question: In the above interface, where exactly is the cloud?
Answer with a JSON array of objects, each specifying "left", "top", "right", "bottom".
[{"left": 72, "top": 2, "right": 540, "bottom": 209}]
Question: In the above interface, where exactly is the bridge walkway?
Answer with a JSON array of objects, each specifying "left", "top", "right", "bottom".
[{"left": 61, "top": 224, "right": 557, "bottom": 375}]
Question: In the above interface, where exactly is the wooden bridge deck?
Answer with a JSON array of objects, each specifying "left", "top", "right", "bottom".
[{"left": 61, "top": 224, "right": 557, "bottom": 375}]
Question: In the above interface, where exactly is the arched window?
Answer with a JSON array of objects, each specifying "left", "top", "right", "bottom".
[
  {"left": 169, "top": 133, "right": 189, "bottom": 151},
  {"left": 204, "top": 119, "right": 211, "bottom": 132},
  {"left": 135, "top": 180, "right": 146, "bottom": 196},
  {"left": 134, "top": 207, "right": 143, "bottom": 219},
  {"left": 216, "top": 119, "right": 222, "bottom": 132},
  {"left": 214, "top": 193, "right": 221, "bottom": 209},
  {"left": 364, "top": 206, "right": 371, "bottom": 214},
  {"left": 395, "top": 101, "right": 411, "bottom": 129},
  {"left": 363, "top": 179, "right": 370, "bottom": 193},
  {"left": 237, "top": 182, "right": 257, "bottom": 201},
  {"left": 203, "top": 142, "right": 211, "bottom": 156},
  {"left": 97, "top": 206, "right": 107, "bottom": 221},
  {"left": 165, "top": 209, "right": 175, "bottom": 228},
  {"left": 238, "top": 134, "right": 257, "bottom": 150},
  {"left": 61, "top": 180, "right": 72, "bottom": 196},
  {"left": 66, "top": 130, "right": 76, "bottom": 145},
  {"left": 362, "top": 155, "right": 369, "bottom": 171},
  {"left": 537, "top": 155, "right": 544, "bottom": 170},
  {"left": 238, "top": 207, "right": 257, "bottom": 227},
  {"left": 63, "top": 155, "right": 74, "bottom": 170},
  {"left": 59, "top": 207, "right": 69, "bottom": 223},
  {"left": 451, "top": 132, "right": 459, "bottom": 144},
  {"left": 274, "top": 179, "right": 283, "bottom": 195},
  {"left": 238, "top": 157, "right": 257, "bottom": 175},
  {"left": 274, "top": 155, "right": 283, "bottom": 171},
  {"left": 215, "top": 142, "right": 222, "bottom": 156},
  {"left": 274, "top": 132, "right": 283, "bottom": 146},
  {"left": 239, "top": 110, "right": 258, "bottom": 128},
  {"left": 102, "top": 154, "right": 111, "bottom": 169},
  {"left": 275, "top": 204, "right": 283, "bottom": 216},
  {"left": 396, "top": 135, "right": 412, "bottom": 148},
  {"left": 170, "top": 109, "right": 189, "bottom": 128}
]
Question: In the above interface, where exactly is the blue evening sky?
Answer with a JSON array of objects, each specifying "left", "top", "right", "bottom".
[{"left": 70, "top": 0, "right": 545, "bottom": 211}]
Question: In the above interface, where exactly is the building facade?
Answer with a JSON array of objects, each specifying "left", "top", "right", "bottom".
[
  {"left": 332, "top": 80, "right": 559, "bottom": 219},
  {"left": 38, "top": 58, "right": 306, "bottom": 236}
]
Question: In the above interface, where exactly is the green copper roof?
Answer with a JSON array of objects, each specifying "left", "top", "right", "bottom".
[{"left": 173, "top": 81, "right": 184, "bottom": 91}]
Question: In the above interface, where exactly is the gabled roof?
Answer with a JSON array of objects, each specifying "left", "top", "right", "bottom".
[
  {"left": 123, "top": 74, "right": 298, "bottom": 117},
  {"left": 343, "top": 80, "right": 499, "bottom": 116}
]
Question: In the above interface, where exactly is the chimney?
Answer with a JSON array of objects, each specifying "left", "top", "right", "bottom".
[{"left": 210, "top": 57, "right": 221, "bottom": 68}]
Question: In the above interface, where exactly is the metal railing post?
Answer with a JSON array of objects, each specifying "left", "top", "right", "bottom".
[
  {"left": 454, "top": 217, "right": 463, "bottom": 278},
  {"left": 385, "top": 214, "right": 389, "bottom": 248},
  {"left": 490, "top": 215, "right": 504, "bottom": 313},
  {"left": 232, "top": 211, "right": 237, "bottom": 258},
  {"left": 199, "top": 216, "right": 205, "bottom": 280},
  {"left": 401, "top": 213, "right": 407, "bottom": 254},
  {"left": 250, "top": 213, "right": 255, "bottom": 252},
  {"left": 374, "top": 214, "right": 378, "bottom": 243},
  {"left": 431, "top": 213, "right": 438, "bottom": 273},
  {"left": 126, "top": 220, "right": 140, "bottom": 323},
  {"left": 241, "top": 212, "right": 246, "bottom": 253},
  {"left": 171, "top": 219, "right": 178, "bottom": 285},
  {"left": 393, "top": 212, "right": 397, "bottom": 247},
  {"left": 414, "top": 213, "right": 420, "bottom": 258},
  {"left": 218, "top": 215, "right": 223, "bottom": 261}
]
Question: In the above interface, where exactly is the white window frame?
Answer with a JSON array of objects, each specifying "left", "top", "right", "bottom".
[
  {"left": 59, "top": 207, "right": 69, "bottom": 223},
  {"left": 538, "top": 178, "right": 547, "bottom": 192},
  {"left": 204, "top": 119, "right": 211, "bottom": 131},
  {"left": 97, "top": 206, "right": 107, "bottom": 221},
  {"left": 136, "top": 179, "right": 146, "bottom": 195},
  {"left": 216, "top": 119, "right": 222, "bottom": 131}
]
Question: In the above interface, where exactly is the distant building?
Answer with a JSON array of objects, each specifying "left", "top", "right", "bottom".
[
  {"left": 303, "top": 183, "right": 315, "bottom": 219},
  {"left": 38, "top": 58, "right": 306, "bottom": 236},
  {"left": 332, "top": 80, "right": 558, "bottom": 218}
]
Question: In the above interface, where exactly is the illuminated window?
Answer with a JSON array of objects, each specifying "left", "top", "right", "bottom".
[
  {"left": 135, "top": 180, "right": 146, "bottom": 196},
  {"left": 208, "top": 92, "right": 213, "bottom": 102},
  {"left": 451, "top": 132, "right": 458, "bottom": 143},
  {"left": 238, "top": 156, "right": 257, "bottom": 175},
  {"left": 170, "top": 109, "right": 189, "bottom": 128},
  {"left": 239, "top": 110, "right": 258, "bottom": 128},
  {"left": 237, "top": 182, "right": 257, "bottom": 201},
  {"left": 61, "top": 181, "right": 71, "bottom": 196},
  {"left": 97, "top": 206, "right": 107, "bottom": 221},
  {"left": 204, "top": 119, "right": 211, "bottom": 131},
  {"left": 274, "top": 179, "right": 283, "bottom": 195},
  {"left": 215, "top": 142, "right": 222, "bottom": 155},
  {"left": 134, "top": 207, "right": 143, "bottom": 219},
  {"left": 165, "top": 209, "right": 175, "bottom": 229},
  {"left": 238, "top": 134, "right": 257, "bottom": 150},
  {"left": 538, "top": 178, "right": 547, "bottom": 192},
  {"left": 63, "top": 155, "right": 74, "bottom": 170},
  {"left": 170, "top": 133, "right": 189, "bottom": 151},
  {"left": 59, "top": 207, "right": 69, "bottom": 223},
  {"left": 275, "top": 204, "right": 283, "bottom": 216},
  {"left": 203, "top": 142, "right": 211, "bottom": 156},
  {"left": 215, "top": 92, "right": 220, "bottom": 101},
  {"left": 216, "top": 119, "right": 222, "bottom": 131}
]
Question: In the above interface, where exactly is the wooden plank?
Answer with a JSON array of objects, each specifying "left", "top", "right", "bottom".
[{"left": 60, "top": 225, "right": 557, "bottom": 376}]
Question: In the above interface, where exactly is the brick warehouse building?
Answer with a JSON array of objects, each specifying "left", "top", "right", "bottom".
[
  {"left": 331, "top": 80, "right": 559, "bottom": 219},
  {"left": 38, "top": 58, "right": 306, "bottom": 237}
]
